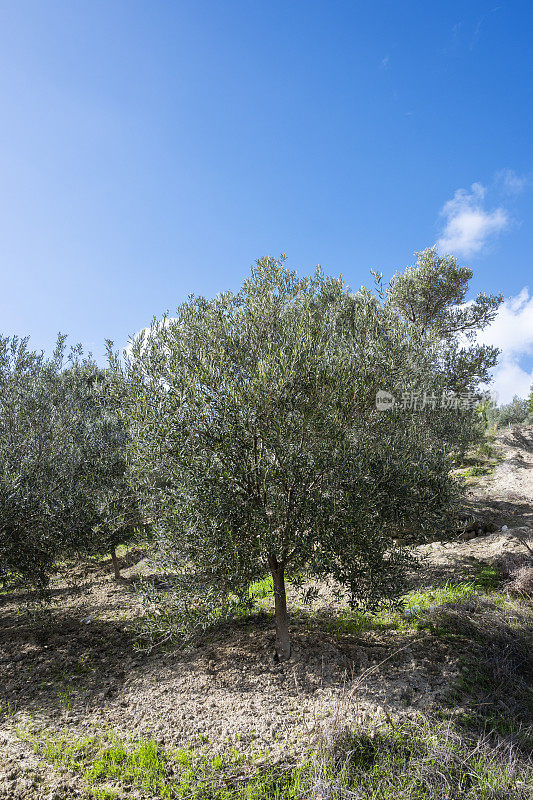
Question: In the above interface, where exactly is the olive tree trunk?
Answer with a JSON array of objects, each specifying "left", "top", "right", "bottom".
[
  {"left": 110, "top": 547, "right": 121, "bottom": 580},
  {"left": 269, "top": 556, "right": 291, "bottom": 661}
]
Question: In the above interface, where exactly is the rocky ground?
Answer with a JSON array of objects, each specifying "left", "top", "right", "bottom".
[{"left": 0, "top": 428, "right": 532, "bottom": 798}]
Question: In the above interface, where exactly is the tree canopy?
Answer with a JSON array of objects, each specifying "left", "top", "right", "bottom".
[{"left": 121, "top": 256, "right": 465, "bottom": 659}]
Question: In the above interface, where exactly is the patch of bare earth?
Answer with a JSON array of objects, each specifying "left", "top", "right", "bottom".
[
  {"left": 0, "top": 566, "right": 455, "bottom": 753},
  {"left": 0, "top": 428, "right": 532, "bottom": 797},
  {"left": 464, "top": 426, "right": 533, "bottom": 530}
]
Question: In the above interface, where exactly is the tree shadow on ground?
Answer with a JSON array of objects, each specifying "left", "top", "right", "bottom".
[
  {"left": 406, "top": 548, "right": 503, "bottom": 588},
  {"left": 501, "top": 428, "right": 533, "bottom": 454},
  {"left": 0, "top": 584, "right": 84, "bottom": 607},
  {"left": 126, "top": 573, "right": 183, "bottom": 590},
  {"left": 431, "top": 596, "right": 533, "bottom": 750},
  {"left": 1, "top": 553, "right": 530, "bottom": 763},
  {"left": 463, "top": 496, "right": 533, "bottom": 529},
  {"left": 0, "top": 603, "right": 144, "bottom": 723}
]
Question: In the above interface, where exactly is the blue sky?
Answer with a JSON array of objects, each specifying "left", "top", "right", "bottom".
[{"left": 0, "top": 1, "right": 532, "bottom": 400}]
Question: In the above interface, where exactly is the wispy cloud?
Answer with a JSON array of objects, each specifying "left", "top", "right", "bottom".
[
  {"left": 478, "top": 288, "right": 533, "bottom": 403},
  {"left": 437, "top": 182, "right": 510, "bottom": 257},
  {"left": 380, "top": 56, "right": 389, "bottom": 69},
  {"left": 496, "top": 168, "right": 528, "bottom": 196}
]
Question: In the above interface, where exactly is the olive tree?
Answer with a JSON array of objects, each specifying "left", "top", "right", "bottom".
[
  {"left": 92, "top": 361, "right": 148, "bottom": 578},
  {"left": 122, "top": 257, "right": 462, "bottom": 659},
  {"left": 488, "top": 396, "right": 529, "bottom": 428},
  {"left": 0, "top": 334, "right": 141, "bottom": 590},
  {"left": 386, "top": 246, "right": 502, "bottom": 392},
  {"left": 385, "top": 247, "right": 503, "bottom": 459}
]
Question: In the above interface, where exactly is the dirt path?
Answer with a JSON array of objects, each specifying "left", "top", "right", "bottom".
[{"left": 465, "top": 426, "right": 533, "bottom": 529}]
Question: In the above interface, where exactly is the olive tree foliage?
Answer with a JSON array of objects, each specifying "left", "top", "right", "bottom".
[
  {"left": 0, "top": 334, "right": 141, "bottom": 591},
  {"left": 93, "top": 359, "right": 148, "bottom": 578},
  {"left": 385, "top": 247, "right": 503, "bottom": 459},
  {"left": 386, "top": 246, "right": 503, "bottom": 392},
  {"left": 120, "top": 257, "right": 462, "bottom": 659}
]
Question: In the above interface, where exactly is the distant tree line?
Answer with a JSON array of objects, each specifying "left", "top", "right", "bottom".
[{"left": 486, "top": 394, "right": 533, "bottom": 428}]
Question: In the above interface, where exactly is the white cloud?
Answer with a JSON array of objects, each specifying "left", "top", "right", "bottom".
[
  {"left": 437, "top": 182, "right": 509, "bottom": 257},
  {"left": 478, "top": 288, "right": 533, "bottom": 356},
  {"left": 489, "top": 360, "right": 533, "bottom": 406},
  {"left": 478, "top": 288, "right": 533, "bottom": 403}
]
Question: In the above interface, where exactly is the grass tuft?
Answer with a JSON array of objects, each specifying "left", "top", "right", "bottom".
[{"left": 310, "top": 716, "right": 532, "bottom": 799}]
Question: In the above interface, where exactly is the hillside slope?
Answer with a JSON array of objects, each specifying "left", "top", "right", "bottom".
[{"left": 0, "top": 429, "right": 531, "bottom": 799}]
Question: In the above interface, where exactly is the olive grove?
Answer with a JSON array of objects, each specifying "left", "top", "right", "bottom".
[{"left": 0, "top": 250, "right": 502, "bottom": 659}]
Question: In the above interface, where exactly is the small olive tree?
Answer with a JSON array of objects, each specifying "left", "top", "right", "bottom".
[
  {"left": 122, "top": 257, "right": 462, "bottom": 659},
  {"left": 0, "top": 336, "right": 100, "bottom": 588},
  {"left": 92, "top": 364, "right": 148, "bottom": 579}
]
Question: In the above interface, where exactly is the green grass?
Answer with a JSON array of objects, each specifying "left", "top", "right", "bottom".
[
  {"left": 248, "top": 575, "right": 273, "bottom": 600},
  {"left": 298, "top": 567, "right": 503, "bottom": 639},
  {"left": 403, "top": 567, "right": 501, "bottom": 613},
  {"left": 455, "top": 464, "right": 495, "bottom": 478},
  {"left": 17, "top": 727, "right": 297, "bottom": 799},
  {"left": 432, "top": 593, "right": 533, "bottom": 747},
  {"left": 13, "top": 717, "right": 532, "bottom": 799},
  {"left": 453, "top": 434, "right": 505, "bottom": 480}
]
